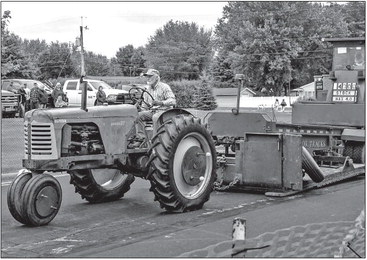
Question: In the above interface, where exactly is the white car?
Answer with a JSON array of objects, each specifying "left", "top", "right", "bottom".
[{"left": 63, "top": 79, "right": 132, "bottom": 107}]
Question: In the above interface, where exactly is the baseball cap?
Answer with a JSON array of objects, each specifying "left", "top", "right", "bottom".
[{"left": 143, "top": 69, "right": 160, "bottom": 77}]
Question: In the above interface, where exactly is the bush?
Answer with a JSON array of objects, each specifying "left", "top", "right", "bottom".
[
  {"left": 168, "top": 80, "right": 200, "bottom": 108},
  {"left": 212, "top": 80, "right": 237, "bottom": 88},
  {"left": 193, "top": 78, "right": 217, "bottom": 110}
]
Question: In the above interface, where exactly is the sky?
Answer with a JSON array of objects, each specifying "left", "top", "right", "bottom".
[{"left": 2, "top": 1, "right": 227, "bottom": 58}]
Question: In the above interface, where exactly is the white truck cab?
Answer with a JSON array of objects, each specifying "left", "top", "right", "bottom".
[{"left": 63, "top": 79, "right": 131, "bottom": 107}]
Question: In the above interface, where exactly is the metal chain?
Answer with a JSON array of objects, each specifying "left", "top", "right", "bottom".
[
  {"left": 335, "top": 209, "right": 365, "bottom": 258},
  {"left": 214, "top": 177, "right": 240, "bottom": 191}
]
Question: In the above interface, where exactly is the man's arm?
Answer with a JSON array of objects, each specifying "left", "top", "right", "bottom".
[{"left": 161, "top": 84, "right": 176, "bottom": 107}]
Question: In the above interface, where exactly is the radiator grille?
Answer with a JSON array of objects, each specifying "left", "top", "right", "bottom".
[
  {"left": 30, "top": 124, "right": 53, "bottom": 155},
  {"left": 25, "top": 122, "right": 57, "bottom": 159}
]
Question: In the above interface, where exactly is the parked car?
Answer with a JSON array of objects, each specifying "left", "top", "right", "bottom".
[
  {"left": 1, "top": 79, "right": 54, "bottom": 108},
  {"left": 63, "top": 79, "right": 133, "bottom": 107},
  {"left": 1, "top": 90, "right": 18, "bottom": 118}
]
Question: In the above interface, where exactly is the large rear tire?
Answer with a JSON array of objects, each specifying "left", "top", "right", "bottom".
[
  {"left": 20, "top": 174, "right": 62, "bottom": 226},
  {"left": 148, "top": 115, "right": 216, "bottom": 212},
  {"left": 302, "top": 146, "right": 324, "bottom": 183},
  {"left": 7, "top": 171, "right": 33, "bottom": 225},
  {"left": 69, "top": 169, "right": 135, "bottom": 203}
]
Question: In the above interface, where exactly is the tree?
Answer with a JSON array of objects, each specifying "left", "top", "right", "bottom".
[
  {"left": 38, "top": 42, "right": 74, "bottom": 79},
  {"left": 213, "top": 2, "right": 351, "bottom": 94},
  {"left": 84, "top": 52, "right": 110, "bottom": 76},
  {"left": 193, "top": 75, "right": 217, "bottom": 110},
  {"left": 130, "top": 47, "right": 146, "bottom": 76},
  {"left": 116, "top": 44, "right": 135, "bottom": 76},
  {"left": 108, "top": 57, "right": 120, "bottom": 76},
  {"left": 145, "top": 20, "right": 213, "bottom": 81},
  {"left": 1, "top": 10, "right": 34, "bottom": 78},
  {"left": 340, "top": 2, "right": 365, "bottom": 37}
]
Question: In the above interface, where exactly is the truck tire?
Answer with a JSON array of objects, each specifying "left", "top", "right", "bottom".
[
  {"left": 302, "top": 146, "right": 324, "bottom": 183},
  {"left": 69, "top": 169, "right": 135, "bottom": 203},
  {"left": 7, "top": 171, "right": 33, "bottom": 225},
  {"left": 20, "top": 174, "right": 62, "bottom": 226},
  {"left": 344, "top": 141, "right": 365, "bottom": 164},
  {"left": 148, "top": 114, "right": 216, "bottom": 212}
]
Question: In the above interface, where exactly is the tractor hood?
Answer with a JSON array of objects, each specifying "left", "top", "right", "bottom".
[{"left": 25, "top": 104, "right": 138, "bottom": 123}]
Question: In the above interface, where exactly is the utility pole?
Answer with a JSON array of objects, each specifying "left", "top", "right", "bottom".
[
  {"left": 80, "top": 16, "right": 88, "bottom": 77},
  {"left": 80, "top": 16, "right": 88, "bottom": 111}
]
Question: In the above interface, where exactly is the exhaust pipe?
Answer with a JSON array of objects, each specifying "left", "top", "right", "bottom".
[
  {"left": 232, "top": 74, "right": 245, "bottom": 115},
  {"left": 80, "top": 76, "right": 88, "bottom": 112}
]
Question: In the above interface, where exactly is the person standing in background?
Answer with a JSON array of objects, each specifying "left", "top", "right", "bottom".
[
  {"left": 38, "top": 85, "right": 48, "bottom": 108},
  {"left": 29, "top": 83, "right": 40, "bottom": 109},
  {"left": 96, "top": 86, "right": 106, "bottom": 105}
]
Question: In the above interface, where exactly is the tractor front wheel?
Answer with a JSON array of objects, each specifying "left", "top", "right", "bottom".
[
  {"left": 69, "top": 169, "right": 135, "bottom": 203},
  {"left": 148, "top": 115, "right": 216, "bottom": 212},
  {"left": 7, "top": 171, "right": 33, "bottom": 225},
  {"left": 20, "top": 174, "right": 62, "bottom": 226}
]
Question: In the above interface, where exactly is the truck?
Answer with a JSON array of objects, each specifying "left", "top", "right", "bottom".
[
  {"left": 1, "top": 90, "right": 19, "bottom": 118},
  {"left": 7, "top": 37, "right": 365, "bottom": 226},
  {"left": 63, "top": 79, "right": 132, "bottom": 107}
]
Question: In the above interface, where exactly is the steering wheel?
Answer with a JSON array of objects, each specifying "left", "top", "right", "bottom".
[{"left": 128, "top": 86, "right": 154, "bottom": 109}]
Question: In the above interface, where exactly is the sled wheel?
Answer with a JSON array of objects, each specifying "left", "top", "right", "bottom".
[
  {"left": 20, "top": 174, "right": 62, "bottom": 226},
  {"left": 69, "top": 169, "right": 135, "bottom": 203},
  {"left": 7, "top": 171, "right": 33, "bottom": 225},
  {"left": 148, "top": 114, "right": 216, "bottom": 212},
  {"left": 302, "top": 146, "right": 324, "bottom": 183},
  {"left": 344, "top": 141, "right": 365, "bottom": 164}
]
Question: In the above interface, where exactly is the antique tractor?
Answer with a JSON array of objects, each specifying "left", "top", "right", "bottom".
[{"left": 8, "top": 84, "right": 216, "bottom": 226}]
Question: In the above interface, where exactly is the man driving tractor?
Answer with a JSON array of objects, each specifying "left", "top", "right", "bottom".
[
  {"left": 138, "top": 68, "right": 176, "bottom": 121},
  {"left": 128, "top": 68, "right": 176, "bottom": 148}
]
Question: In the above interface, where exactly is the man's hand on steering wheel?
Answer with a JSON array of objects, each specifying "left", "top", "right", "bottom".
[
  {"left": 128, "top": 86, "right": 154, "bottom": 109},
  {"left": 152, "top": 100, "right": 163, "bottom": 106}
]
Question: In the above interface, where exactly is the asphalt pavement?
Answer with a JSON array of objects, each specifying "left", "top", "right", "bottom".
[{"left": 69, "top": 177, "right": 365, "bottom": 257}]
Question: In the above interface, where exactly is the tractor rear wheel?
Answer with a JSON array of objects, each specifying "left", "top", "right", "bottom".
[
  {"left": 343, "top": 141, "right": 365, "bottom": 164},
  {"left": 7, "top": 171, "right": 33, "bottom": 225},
  {"left": 69, "top": 169, "right": 135, "bottom": 203},
  {"left": 20, "top": 174, "right": 62, "bottom": 226},
  {"left": 302, "top": 146, "right": 324, "bottom": 183},
  {"left": 148, "top": 114, "right": 216, "bottom": 212}
]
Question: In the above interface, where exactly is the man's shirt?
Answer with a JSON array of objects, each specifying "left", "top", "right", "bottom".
[{"left": 142, "top": 81, "right": 176, "bottom": 110}]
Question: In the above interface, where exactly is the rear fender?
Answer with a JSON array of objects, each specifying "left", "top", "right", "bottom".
[{"left": 152, "top": 108, "right": 193, "bottom": 134}]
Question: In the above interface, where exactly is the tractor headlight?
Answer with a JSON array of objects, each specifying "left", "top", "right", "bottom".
[{"left": 107, "top": 94, "right": 117, "bottom": 103}]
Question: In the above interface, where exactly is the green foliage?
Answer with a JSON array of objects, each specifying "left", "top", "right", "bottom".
[
  {"left": 86, "top": 76, "right": 146, "bottom": 88},
  {"left": 1, "top": 11, "right": 34, "bottom": 79},
  {"left": 145, "top": 20, "right": 213, "bottom": 81},
  {"left": 1, "top": 10, "right": 11, "bottom": 32},
  {"left": 193, "top": 76, "right": 217, "bottom": 110},
  {"left": 115, "top": 45, "right": 145, "bottom": 76},
  {"left": 340, "top": 2, "right": 365, "bottom": 37},
  {"left": 168, "top": 77, "right": 217, "bottom": 110},
  {"left": 84, "top": 51, "right": 110, "bottom": 76},
  {"left": 168, "top": 80, "right": 200, "bottom": 108},
  {"left": 38, "top": 42, "right": 74, "bottom": 80},
  {"left": 212, "top": 2, "right": 354, "bottom": 94},
  {"left": 1, "top": 3, "right": 365, "bottom": 89}
]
